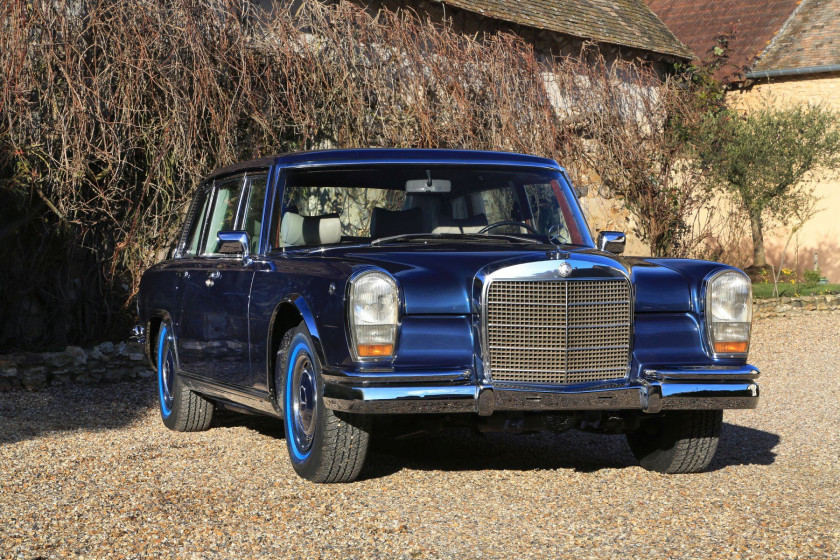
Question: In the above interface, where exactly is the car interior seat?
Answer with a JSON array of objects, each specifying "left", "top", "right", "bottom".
[
  {"left": 280, "top": 211, "right": 342, "bottom": 246},
  {"left": 369, "top": 207, "right": 424, "bottom": 239},
  {"left": 432, "top": 213, "right": 488, "bottom": 234}
]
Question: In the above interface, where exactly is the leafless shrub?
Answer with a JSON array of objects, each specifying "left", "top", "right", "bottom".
[
  {"left": 0, "top": 0, "right": 577, "bottom": 347},
  {"left": 0, "top": 0, "right": 727, "bottom": 348},
  {"left": 552, "top": 46, "right": 718, "bottom": 257}
]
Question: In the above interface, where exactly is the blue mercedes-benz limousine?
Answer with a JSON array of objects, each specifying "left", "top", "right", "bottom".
[{"left": 136, "top": 149, "right": 759, "bottom": 482}]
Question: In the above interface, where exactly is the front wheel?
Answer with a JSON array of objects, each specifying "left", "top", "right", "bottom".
[
  {"left": 277, "top": 324, "right": 371, "bottom": 483},
  {"left": 157, "top": 322, "right": 214, "bottom": 432},
  {"left": 626, "top": 410, "right": 722, "bottom": 473}
]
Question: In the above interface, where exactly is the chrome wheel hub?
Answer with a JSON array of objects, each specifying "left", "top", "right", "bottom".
[
  {"left": 161, "top": 347, "right": 175, "bottom": 410},
  {"left": 291, "top": 354, "right": 318, "bottom": 452}
]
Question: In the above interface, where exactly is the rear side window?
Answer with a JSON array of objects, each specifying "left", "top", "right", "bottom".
[{"left": 181, "top": 187, "right": 211, "bottom": 257}]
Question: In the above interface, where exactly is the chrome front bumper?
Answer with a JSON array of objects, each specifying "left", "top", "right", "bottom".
[{"left": 322, "top": 366, "right": 760, "bottom": 415}]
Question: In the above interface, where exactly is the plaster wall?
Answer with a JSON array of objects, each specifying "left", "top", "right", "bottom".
[{"left": 729, "top": 72, "right": 840, "bottom": 282}]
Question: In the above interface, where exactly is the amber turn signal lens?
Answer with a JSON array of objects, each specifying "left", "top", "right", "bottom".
[
  {"left": 714, "top": 341, "right": 748, "bottom": 353},
  {"left": 357, "top": 344, "right": 394, "bottom": 357}
]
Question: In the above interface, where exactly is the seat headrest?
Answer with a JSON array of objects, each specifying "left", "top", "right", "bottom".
[
  {"left": 281, "top": 212, "right": 341, "bottom": 246},
  {"left": 370, "top": 206, "right": 424, "bottom": 239},
  {"left": 432, "top": 213, "right": 488, "bottom": 234}
]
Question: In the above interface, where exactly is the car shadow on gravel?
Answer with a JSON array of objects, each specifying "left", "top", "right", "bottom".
[
  {"left": 0, "top": 380, "right": 157, "bottom": 445},
  {"left": 709, "top": 422, "right": 780, "bottom": 470},
  {"left": 167, "top": 410, "right": 780, "bottom": 479},
  {"left": 358, "top": 422, "right": 779, "bottom": 479},
  {"left": 210, "top": 407, "right": 286, "bottom": 438},
  {"left": 2, "top": 380, "right": 780, "bottom": 479}
]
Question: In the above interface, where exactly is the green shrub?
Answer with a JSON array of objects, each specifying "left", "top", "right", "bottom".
[{"left": 803, "top": 269, "right": 821, "bottom": 286}]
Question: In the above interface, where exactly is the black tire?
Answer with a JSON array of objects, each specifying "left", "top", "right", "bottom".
[
  {"left": 276, "top": 324, "right": 371, "bottom": 483},
  {"left": 626, "top": 410, "right": 722, "bottom": 474},
  {"left": 156, "top": 321, "right": 214, "bottom": 432}
]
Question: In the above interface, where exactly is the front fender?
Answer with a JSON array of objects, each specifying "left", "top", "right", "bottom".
[{"left": 290, "top": 294, "right": 324, "bottom": 363}]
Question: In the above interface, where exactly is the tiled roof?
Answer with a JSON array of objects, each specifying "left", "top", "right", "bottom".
[
  {"left": 438, "top": 0, "right": 693, "bottom": 59},
  {"left": 643, "top": 0, "right": 801, "bottom": 78},
  {"left": 753, "top": 0, "right": 840, "bottom": 71}
]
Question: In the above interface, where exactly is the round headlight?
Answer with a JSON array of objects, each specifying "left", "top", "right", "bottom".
[
  {"left": 349, "top": 271, "right": 399, "bottom": 359},
  {"left": 706, "top": 270, "right": 752, "bottom": 355}
]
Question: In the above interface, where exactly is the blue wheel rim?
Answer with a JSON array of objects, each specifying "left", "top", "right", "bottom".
[
  {"left": 158, "top": 325, "right": 174, "bottom": 418},
  {"left": 285, "top": 340, "right": 317, "bottom": 461}
]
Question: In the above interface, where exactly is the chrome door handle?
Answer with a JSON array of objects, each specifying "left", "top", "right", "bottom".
[
  {"left": 205, "top": 278, "right": 215, "bottom": 288},
  {"left": 209, "top": 270, "right": 222, "bottom": 279},
  {"left": 176, "top": 270, "right": 191, "bottom": 279}
]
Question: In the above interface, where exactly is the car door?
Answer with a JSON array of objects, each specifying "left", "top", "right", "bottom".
[{"left": 175, "top": 173, "right": 255, "bottom": 387}]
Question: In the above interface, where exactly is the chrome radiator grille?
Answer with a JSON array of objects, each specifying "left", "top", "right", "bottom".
[{"left": 484, "top": 279, "right": 631, "bottom": 384}]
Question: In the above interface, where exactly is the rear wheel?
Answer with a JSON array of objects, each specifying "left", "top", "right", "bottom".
[
  {"left": 157, "top": 322, "right": 214, "bottom": 432},
  {"left": 277, "top": 324, "right": 371, "bottom": 483},
  {"left": 626, "top": 410, "right": 722, "bottom": 473}
]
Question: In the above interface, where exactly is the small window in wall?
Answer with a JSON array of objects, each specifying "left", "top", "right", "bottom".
[
  {"left": 242, "top": 173, "right": 268, "bottom": 254},
  {"left": 201, "top": 175, "right": 246, "bottom": 256}
]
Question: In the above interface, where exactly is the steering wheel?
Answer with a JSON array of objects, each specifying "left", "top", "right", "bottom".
[
  {"left": 478, "top": 221, "right": 539, "bottom": 235},
  {"left": 547, "top": 223, "right": 570, "bottom": 245}
]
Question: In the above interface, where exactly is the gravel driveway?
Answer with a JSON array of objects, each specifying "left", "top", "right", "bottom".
[{"left": 2, "top": 315, "right": 838, "bottom": 559}]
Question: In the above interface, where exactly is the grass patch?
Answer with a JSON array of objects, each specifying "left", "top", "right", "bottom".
[{"left": 752, "top": 283, "right": 840, "bottom": 298}]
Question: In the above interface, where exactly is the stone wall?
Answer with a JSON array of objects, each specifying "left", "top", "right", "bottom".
[
  {"left": 3, "top": 295, "right": 838, "bottom": 391},
  {"left": 0, "top": 341, "right": 152, "bottom": 392},
  {"left": 753, "top": 294, "right": 840, "bottom": 319},
  {"left": 732, "top": 72, "right": 840, "bottom": 109}
]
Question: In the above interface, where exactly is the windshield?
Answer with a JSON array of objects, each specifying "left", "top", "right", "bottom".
[{"left": 269, "top": 165, "right": 593, "bottom": 249}]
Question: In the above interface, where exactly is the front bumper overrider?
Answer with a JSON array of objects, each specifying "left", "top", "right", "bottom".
[{"left": 322, "top": 366, "right": 760, "bottom": 415}]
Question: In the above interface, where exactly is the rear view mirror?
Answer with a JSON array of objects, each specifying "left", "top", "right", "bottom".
[
  {"left": 597, "top": 231, "right": 626, "bottom": 254},
  {"left": 216, "top": 231, "right": 251, "bottom": 262},
  {"left": 406, "top": 178, "right": 451, "bottom": 193}
]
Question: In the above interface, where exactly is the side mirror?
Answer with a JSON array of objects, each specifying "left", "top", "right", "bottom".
[
  {"left": 597, "top": 231, "right": 626, "bottom": 254},
  {"left": 216, "top": 231, "right": 251, "bottom": 263}
]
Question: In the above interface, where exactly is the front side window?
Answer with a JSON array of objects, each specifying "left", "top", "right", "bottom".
[
  {"left": 242, "top": 174, "right": 269, "bottom": 254},
  {"left": 201, "top": 175, "right": 245, "bottom": 256},
  {"left": 270, "top": 166, "right": 592, "bottom": 248},
  {"left": 181, "top": 175, "right": 246, "bottom": 257}
]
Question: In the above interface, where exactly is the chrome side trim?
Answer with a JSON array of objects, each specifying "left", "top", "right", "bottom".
[{"left": 179, "top": 373, "right": 279, "bottom": 416}]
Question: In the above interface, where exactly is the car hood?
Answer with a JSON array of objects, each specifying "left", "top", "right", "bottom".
[{"left": 315, "top": 242, "right": 724, "bottom": 315}]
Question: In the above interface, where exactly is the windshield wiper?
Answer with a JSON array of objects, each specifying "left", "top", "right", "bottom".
[
  {"left": 371, "top": 233, "right": 539, "bottom": 246},
  {"left": 463, "top": 233, "right": 539, "bottom": 244}
]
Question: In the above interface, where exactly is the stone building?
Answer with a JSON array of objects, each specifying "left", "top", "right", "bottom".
[
  {"left": 367, "top": 1, "right": 694, "bottom": 254},
  {"left": 647, "top": 0, "right": 840, "bottom": 281},
  {"left": 259, "top": 0, "right": 693, "bottom": 254},
  {"left": 360, "top": 1, "right": 692, "bottom": 69},
  {"left": 264, "top": 0, "right": 692, "bottom": 67}
]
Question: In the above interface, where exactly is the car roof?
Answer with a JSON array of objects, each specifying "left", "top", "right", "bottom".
[{"left": 207, "top": 149, "right": 561, "bottom": 180}]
